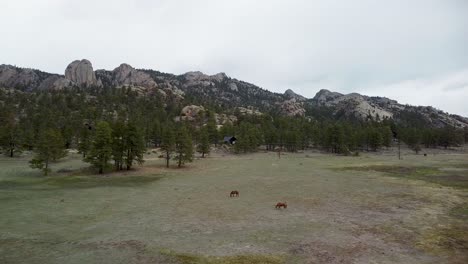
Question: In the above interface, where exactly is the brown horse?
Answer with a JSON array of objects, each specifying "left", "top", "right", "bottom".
[
  {"left": 230, "top": 190, "right": 239, "bottom": 197},
  {"left": 275, "top": 202, "right": 287, "bottom": 209}
]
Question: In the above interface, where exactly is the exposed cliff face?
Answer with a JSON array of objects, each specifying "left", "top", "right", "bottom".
[
  {"left": 38, "top": 75, "right": 72, "bottom": 90},
  {"left": 64, "top": 59, "right": 99, "bottom": 87},
  {"left": 309, "top": 89, "right": 467, "bottom": 128},
  {"left": 0, "top": 64, "right": 70, "bottom": 91},
  {"left": 312, "top": 89, "right": 343, "bottom": 104},
  {"left": 311, "top": 90, "right": 393, "bottom": 120},
  {"left": 278, "top": 98, "right": 306, "bottom": 117},
  {"left": 0, "top": 65, "right": 46, "bottom": 90},
  {"left": 111, "top": 63, "right": 157, "bottom": 89}
]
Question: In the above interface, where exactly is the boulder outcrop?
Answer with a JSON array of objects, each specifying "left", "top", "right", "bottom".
[
  {"left": 65, "top": 59, "right": 99, "bottom": 86},
  {"left": 112, "top": 63, "right": 157, "bottom": 89}
]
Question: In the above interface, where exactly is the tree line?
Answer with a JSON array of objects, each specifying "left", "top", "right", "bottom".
[{"left": 0, "top": 87, "right": 466, "bottom": 175}]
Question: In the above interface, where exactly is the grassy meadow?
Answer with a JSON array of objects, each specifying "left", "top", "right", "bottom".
[{"left": 0, "top": 149, "right": 467, "bottom": 263}]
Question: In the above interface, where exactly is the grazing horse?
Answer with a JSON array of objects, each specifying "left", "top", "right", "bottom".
[
  {"left": 275, "top": 202, "right": 287, "bottom": 209},
  {"left": 230, "top": 190, "right": 239, "bottom": 197}
]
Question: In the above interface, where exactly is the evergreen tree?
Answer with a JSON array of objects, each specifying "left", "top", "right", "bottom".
[
  {"left": 111, "top": 120, "right": 126, "bottom": 170},
  {"left": 422, "top": 129, "right": 437, "bottom": 148},
  {"left": 326, "top": 124, "right": 346, "bottom": 154},
  {"left": 150, "top": 120, "right": 162, "bottom": 147},
  {"left": 174, "top": 125, "right": 193, "bottom": 167},
  {"left": 219, "top": 123, "right": 235, "bottom": 140},
  {"left": 262, "top": 121, "right": 278, "bottom": 151},
  {"left": 285, "top": 128, "right": 300, "bottom": 152},
  {"left": 464, "top": 127, "right": 468, "bottom": 144},
  {"left": 78, "top": 124, "right": 92, "bottom": 158},
  {"left": 368, "top": 127, "right": 383, "bottom": 151},
  {"left": 29, "top": 128, "right": 67, "bottom": 176},
  {"left": 206, "top": 112, "right": 219, "bottom": 146},
  {"left": 123, "top": 123, "right": 146, "bottom": 170},
  {"left": 381, "top": 126, "right": 393, "bottom": 148},
  {"left": 161, "top": 126, "right": 175, "bottom": 168},
  {"left": 234, "top": 122, "right": 262, "bottom": 153},
  {"left": 404, "top": 128, "right": 422, "bottom": 154},
  {"left": 438, "top": 125, "right": 464, "bottom": 148},
  {"left": 197, "top": 127, "right": 210, "bottom": 158},
  {"left": 85, "top": 121, "right": 113, "bottom": 174},
  {"left": 0, "top": 112, "right": 22, "bottom": 157}
]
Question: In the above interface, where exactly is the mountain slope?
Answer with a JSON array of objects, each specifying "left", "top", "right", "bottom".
[
  {"left": 1, "top": 60, "right": 466, "bottom": 128},
  {"left": 308, "top": 89, "right": 468, "bottom": 128}
]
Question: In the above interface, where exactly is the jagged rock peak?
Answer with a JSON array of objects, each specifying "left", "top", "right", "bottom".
[
  {"left": 183, "top": 71, "right": 207, "bottom": 80},
  {"left": 284, "top": 89, "right": 306, "bottom": 100},
  {"left": 65, "top": 59, "right": 98, "bottom": 86},
  {"left": 112, "top": 63, "right": 135, "bottom": 80},
  {"left": 183, "top": 71, "right": 228, "bottom": 82},
  {"left": 313, "top": 89, "right": 343, "bottom": 103},
  {"left": 211, "top": 72, "right": 227, "bottom": 82},
  {"left": 112, "top": 63, "right": 157, "bottom": 89}
]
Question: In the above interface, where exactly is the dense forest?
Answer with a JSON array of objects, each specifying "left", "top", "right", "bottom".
[{"left": 0, "top": 87, "right": 466, "bottom": 175}]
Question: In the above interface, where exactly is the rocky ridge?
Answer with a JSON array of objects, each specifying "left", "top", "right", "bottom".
[
  {"left": 310, "top": 89, "right": 467, "bottom": 128},
  {"left": 0, "top": 60, "right": 467, "bottom": 128}
]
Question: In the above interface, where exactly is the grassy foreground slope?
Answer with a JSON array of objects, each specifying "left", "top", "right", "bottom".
[{"left": 0, "top": 151, "right": 467, "bottom": 263}]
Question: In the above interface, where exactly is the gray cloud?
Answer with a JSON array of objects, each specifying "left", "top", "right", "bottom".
[{"left": 1, "top": 0, "right": 467, "bottom": 115}]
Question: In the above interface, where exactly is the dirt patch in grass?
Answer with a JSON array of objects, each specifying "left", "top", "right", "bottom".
[
  {"left": 429, "top": 175, "right": 468, "bottom": 189},
  {"left": 44, "top": 175, "right": 162, "bottom": 189},
  {"left": 0, "top": 175, "right": 162, "bottom": 191},
  {"left": 0, "top": 180, "right": 37, "bottom": 190},
  {"left": 289, "top": 241, "right": 367, "bottom": 264},
  {"left": 339, "top": 165, "right": 468, "bottom": 189},
  {"left": 450, "top": 202, "right": 468, "bottom": 219},
  {"left": 416, "top": 224, "right": 468, "bottom": 262},
  {"left": 160, "top": 249, "right": 285, "bottom": 264}
]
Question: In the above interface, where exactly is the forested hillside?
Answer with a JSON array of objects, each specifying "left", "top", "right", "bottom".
[{"left": 0, "top": 60, "right": 467, "bottom": 174}]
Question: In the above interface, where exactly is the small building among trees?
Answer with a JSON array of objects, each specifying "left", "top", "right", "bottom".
[{"left": 223, "top": 136, "right": 237, "bottom": 145}]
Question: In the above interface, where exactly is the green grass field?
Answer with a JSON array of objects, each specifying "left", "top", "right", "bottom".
[{"left": 0, "top": 150, "right": 467, "bottom": 263}]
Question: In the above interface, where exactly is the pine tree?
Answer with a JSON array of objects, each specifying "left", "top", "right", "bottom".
[
  {"left": 438, "top": 125, "right": 464, "bottom": 149},
  {"left": 111, "top": 120, "right": 126, "bottom": 170},
  {"left": 78, "top": 124, "right": 92, "bottom": 158},
  {"left": 29, "top": 128, "right": 67, "bottom": 176},
  {"left": 262, "top": 121, "right": 277, "bottom": 151},
  {"left": 0, "top": 111, "right": 22, "bottom": 157},
  {"left": 285, "top": 127, "right": 300, "bottom": 152},
  {"left": 161, "top": 126, "right": 175, "bottom": 168},
  {"left": 234, "top": 122, "right": 262, "bottom": 153},
  {"left": 326, "top": 124, "right": 346, "bottom": 154},
  {"left": 368, "top": 127, "right": 383, "bottom": 151},
  {"left": 123, "top": 123, "right": 146, "bottom": 170},
  {"left": 197, "top": 127, "right": 210, "bottom": 158},
  {"left": 234, "top": 122, "right": 250, "bottom": 153},
  {"left": 422, "top": 129, "right": 438, "bottom": 148},
  {"left": 381, "top": 126, "right": 393, "bottom": 148},
  {"left": 464, "top": 127, "right": 468, "bottom": 144},
  {"left": 85, "top": 121, "right": 113, "bottom": 174},
  {"left": 174, "top": 126, "right": 193, "bottom": 167},
  {"left": 151, "top": 120, "right": 162, "bottom": 147},
  {"left": 219, "top": 123, "right": 235, "bottom": 140},
  {"left": 248, "top": 125, "right": 262, "bottom": 151},
  {"left": 206, "top": 112, "right": 219, "bottom": 146},
  {"left": 404, "top": 128, "right": 422, "bottom": 154}
]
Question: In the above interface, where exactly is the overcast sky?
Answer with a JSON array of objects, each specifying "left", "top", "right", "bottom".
[{"left": 1, "top": 0, "right": 467, "bottom": 116}]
